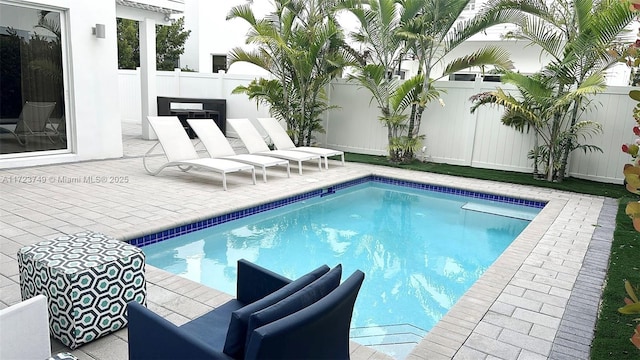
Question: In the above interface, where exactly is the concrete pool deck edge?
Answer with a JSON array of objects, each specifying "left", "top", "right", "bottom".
[
  {"left": 103, "top": 166, "right": 613, "bottom": 360},
  {"left": 0, "top": 160, "right": 613, "bottom": 360}
]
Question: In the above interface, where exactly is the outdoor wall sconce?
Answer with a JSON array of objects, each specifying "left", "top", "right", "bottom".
[{"left": 92, "top": 24, "right": 105, "bottom": 39}]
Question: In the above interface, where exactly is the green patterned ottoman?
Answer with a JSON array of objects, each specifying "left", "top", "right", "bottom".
[{"left": 17, "top": 231, "right": 146, "bottom": 349}]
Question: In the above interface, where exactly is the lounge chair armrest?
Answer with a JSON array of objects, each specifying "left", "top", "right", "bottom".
[
  {"left": 245, "top": 271, "right": 365, "bottom": 360},
  {"left": 127, "top": 301, "right": 232, "bottom": 360},
  {"left": 237, "top": 259, "right": 291, "bottom": 304}
]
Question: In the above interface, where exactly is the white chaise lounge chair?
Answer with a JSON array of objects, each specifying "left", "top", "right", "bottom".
[
  {"left": 0, "top": 101, "right": 58, "bottom": 145},
  {"left": 186, "top": 119, "right": 290, "bottom": 182},
  {"left": 227, "top": 118, "right": 322, "bottom": 175},
  {"left": 257, "top": 117, "right": 345, "bottom": 169},
  {"left": 144, "top": 116, "right": 256, "bottom": 190}
]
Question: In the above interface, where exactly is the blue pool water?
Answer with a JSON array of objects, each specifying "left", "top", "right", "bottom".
[{"left": 141, "top": 181, "right": 541, "bottom": 336}]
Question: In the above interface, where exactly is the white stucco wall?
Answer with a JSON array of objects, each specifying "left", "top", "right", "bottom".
[
  {"left": 180, "top": 0, "right": 272, "bottom": 76},
  {"left": 1, "top": 0, "right": 123, "bottom": 169}
]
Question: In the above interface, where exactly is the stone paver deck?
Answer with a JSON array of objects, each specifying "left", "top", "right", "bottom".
[{"left": 0, "top": 122, "right": 615, "bottom": 359}]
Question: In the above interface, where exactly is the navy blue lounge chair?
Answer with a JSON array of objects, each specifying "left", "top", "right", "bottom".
[{"left": 127, "top": 259, "right": 364, "bottom": 360}]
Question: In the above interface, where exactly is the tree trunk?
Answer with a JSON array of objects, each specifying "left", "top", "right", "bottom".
[
  {"left": 558, "top": 98, "right": 581, "bottom": 182},
  {"left": 532, "top": 133, "right": 539, "bottom": 178},
  {"left": 546, "top": 149, "right": 554, "bottom": 182},
  {"left": 402, "top": 65, "right": 426, "bottom": 163},
  {"left": 305, "top": 126, "right": 312, "bottom": 147}
]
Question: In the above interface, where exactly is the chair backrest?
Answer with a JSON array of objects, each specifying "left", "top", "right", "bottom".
[
  {"left": 245, "top": 270, "right": 365, "bottom": 360},
  {"left": 256, "top": 118, "right": 297, "bottom": 150},
  {"left": 0, "top": 295, "right": 52, "bottom": 359},
  {"left": 147, "top": 116, "right": 200, "bottom": 162},
  {"left": 227, "top": 118, "right": 272, "bottom": 154},
  {"left": 186, "top": 119, "right": 236, "bottom": 158},
  {"left": 16, "top": 101, "right": 56, "bottom": 134}
]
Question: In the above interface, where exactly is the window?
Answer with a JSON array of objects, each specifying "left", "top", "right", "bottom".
[
  {"left": 464, "top": 1, "right": 476, "bottom": 11},
  {"left": 0, "top": 3, "right": 68, "bottom": 156},
  {"left": 212, "top": 54, "right": 227, "bottom": 73},
  {"left": 386, "top": 70, "right": 406, "bottom": 80}
]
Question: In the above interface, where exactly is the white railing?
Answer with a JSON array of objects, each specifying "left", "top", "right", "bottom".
[{"left": 119, "top": 69, "right": 632, "bottom": 183}]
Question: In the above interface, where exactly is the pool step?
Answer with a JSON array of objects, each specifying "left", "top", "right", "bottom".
[
  {"left": 462, "top": 202, "right": 537, "bottom": 220},
  {"left": 350, "top": 324, "right": 427, "bottom": 360}
]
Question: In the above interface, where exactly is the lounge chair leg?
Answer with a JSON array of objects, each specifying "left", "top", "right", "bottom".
[
  {"left": 143, "top": 142, "right": 164, "bottom": 175},
  {"left": 318, "top": 158, "right": 322, "bottom": 171},
  {"left": 286, "top": 163, "right": 291, "bottom": 178},
  {"left": 222, "top": 173, "right": 227, "bottom": 191},
  {"left": 298, "top": 162, "right": 303, "bottom": 175},
  {"left": 261, "top": 166, "right": 267, "bottom": 183},
  {"left": 251, "top": 168, "right": 256, "bottom": 185},
  {"left": 324, "top": 157, "right": 329, "bottom": 170},
  {"left": 341, "top": 154, "right": 345, "bottom": 166}
]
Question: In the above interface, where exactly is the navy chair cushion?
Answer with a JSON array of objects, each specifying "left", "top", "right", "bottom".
[
  {"left": 179, "top": 301, "right": 243, "bottom": 351},
  {"left": 245, "top": 264, "right": 342, "bottom": 349},
  {"left": 222, "top": 264, "right": 329, "bottom": 359}
]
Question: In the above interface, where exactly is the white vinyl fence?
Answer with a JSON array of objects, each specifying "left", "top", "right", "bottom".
[{"left": 119, "top": 69, "right": 632, "bottom": 184}]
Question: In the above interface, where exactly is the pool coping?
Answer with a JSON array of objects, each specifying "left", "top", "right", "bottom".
[
  {"left": 390, "top": 173, "right": 610, "bottom": 359},
  {"left": 548, "top": 197, "right": 616, "bottom": 360},
  {"left": 128, "top": 175, "right": 546, "bottom": 248},
  {"left": 117, "top": 168, "right": 608, "bottom": 360},
  {"left": 412, "top": 194, "right": 566, "bottom": 358}
]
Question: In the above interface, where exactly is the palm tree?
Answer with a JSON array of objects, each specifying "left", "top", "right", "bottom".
[
  {"left": 470, "top": 71, "right": 606, "bottom": 181},
  {"left": 227, "top": 2, "right": 295, "bottom": 126},
  {"left": 482, "top": 0, "right": 635, "bottom": 181},
  {"left": 342, "top": 0, "right": 406, "bottom": 160},
  {"left": 393, "top": 0, "right": 515, "bottom": 162},
  {"left": 345, "top": 0, "right": 515, "bottom": 162},
  {"left": 231, "top": 78, "right": 289, "bottom": 121},
  {"left": 228, "top": 0, "right": 355, "bottom": 146}
]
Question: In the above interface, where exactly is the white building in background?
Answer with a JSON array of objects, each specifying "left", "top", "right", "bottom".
[
  {"left": 180, "top": 0, "right": 270, "bottom": 75},
  {"left": 178, "top": 0, "right": 632, "bottom": 85}
]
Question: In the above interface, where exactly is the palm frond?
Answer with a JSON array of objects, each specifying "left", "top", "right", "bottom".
[
  {"left": 501, "top": 108, "right": 537, "bottom": 133},
  {"left": 500, "top": 72, "right": 554, "bottom": 100},
  {"left": 554, "top": 72, "right": 606, "bottom": 108},
  {"left": 227, "top": 47, "right": 272, "bottom": 70},
  {"left": 445, "top": 5, "right": 521, "bottom": 52},
  {"left": 479, "top": 0, "right": 549, "bottom": 19},
  {"left": 469, "top": 92, "right": 497, "bottom": 114},
  {"left": 518, "top": 17, "right": 566, "bottom": 60},
  {"left": 443, "top": 46, "right": 513, "bottom": 76},
  {"left": 226, "top": 4, "right": 257, "bottom": 24},
  {"left": 390, "top": 73, "right": 424, "bottom": 113}
]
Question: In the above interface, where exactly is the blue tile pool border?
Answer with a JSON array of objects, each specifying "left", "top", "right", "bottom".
[{"left": 128, "top": 175, "right": 547, "bottom": 248}]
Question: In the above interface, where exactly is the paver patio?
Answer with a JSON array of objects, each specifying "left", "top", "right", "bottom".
[{"left": 0, "top": 122, "right": 615, "bottom": 359}]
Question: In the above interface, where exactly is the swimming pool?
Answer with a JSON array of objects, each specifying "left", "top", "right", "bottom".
[{"left": 139, "top": 177, "right": 543, "bottom": 343}]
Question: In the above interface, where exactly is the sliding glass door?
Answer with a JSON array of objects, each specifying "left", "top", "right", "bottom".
[{"left": 0, "top": 2, "right": 68, "bottom": 156}]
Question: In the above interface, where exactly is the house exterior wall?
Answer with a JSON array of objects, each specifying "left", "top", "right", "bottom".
[
  {"left": 0, "top": 0, "right": 184, "bottom": 169},
  {"left": 180, "top": 0, "right": 269, "bottom": 75},
  {"left": 1, "top": 0, "right": 122, "bottom": 169}
]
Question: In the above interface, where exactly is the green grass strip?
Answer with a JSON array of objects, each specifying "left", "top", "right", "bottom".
[{"left": 591, "top": 196, "right": 640, "bottom": 360}]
